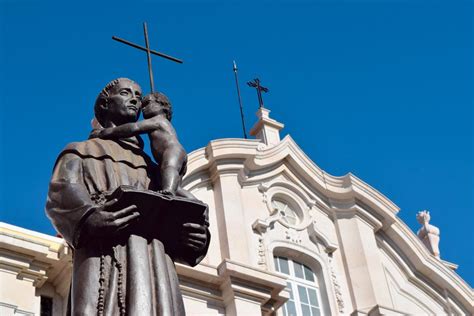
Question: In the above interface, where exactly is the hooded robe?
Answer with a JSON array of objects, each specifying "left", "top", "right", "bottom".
[{"left": 46, "top": 137, "right": 209, "bottom": 316}]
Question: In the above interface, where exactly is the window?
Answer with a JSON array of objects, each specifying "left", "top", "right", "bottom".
[
  {"left": 272, "top": 198, "right": 300, "bottom": 226},
  {"left": 274, "top": 256, "right": 324, "bottom": 316}
]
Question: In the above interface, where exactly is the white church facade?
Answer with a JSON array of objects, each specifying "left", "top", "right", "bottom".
[{"left": 0, "top": 108, "right": 472, "bottom": 315}]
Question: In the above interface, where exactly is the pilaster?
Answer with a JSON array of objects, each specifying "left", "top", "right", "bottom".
[
  {"left": 334, "top": 209, "right": 393, "bottom": 312},
  {"left": 210, "top": 160, "right": 251, "bottom": 262}
]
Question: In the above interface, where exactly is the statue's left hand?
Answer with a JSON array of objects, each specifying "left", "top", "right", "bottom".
[{"left": 180, "top": 223, "right": 208, "bottom": 252}]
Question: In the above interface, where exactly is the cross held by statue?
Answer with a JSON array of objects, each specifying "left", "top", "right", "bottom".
[
  {"left": 112, "top": 22, "right": 183, "bottom": 93},
  {"left": 247, "top": 78, "right": 269, "bottom": 108}
]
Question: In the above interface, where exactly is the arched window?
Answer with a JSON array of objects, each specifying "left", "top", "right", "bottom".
[{"left": 274, "top": 256, "right": 324, "bottom": 316}]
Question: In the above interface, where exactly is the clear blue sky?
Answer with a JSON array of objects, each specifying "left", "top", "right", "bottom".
[{"left": 1, "top": 1, "right": 472, "bottom": 285}]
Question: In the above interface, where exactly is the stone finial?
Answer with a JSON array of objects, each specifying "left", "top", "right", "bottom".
[
  {"left": 249, "top": 107, "right": 284, "bottom": 147},
  {"left": 416, "top": 210, "right": 440, "bottom": 258}
]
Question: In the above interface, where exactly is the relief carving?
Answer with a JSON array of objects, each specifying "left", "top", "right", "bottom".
[
  {"left": 285, "top": 228, "right": 302, "bottom": 244},
  {"left": 328, "top": 255, "right": 345, "bottom": 313},
  {"left": 258, "top": 183, "right": 270, "bottom": 204},
  {"left": 257, "top": 237, "right": 267, "bottom": 268}
]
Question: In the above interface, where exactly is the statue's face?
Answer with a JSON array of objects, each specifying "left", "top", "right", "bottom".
[{"left": 106, "top": 80, "right": 142, "bottom": 126}]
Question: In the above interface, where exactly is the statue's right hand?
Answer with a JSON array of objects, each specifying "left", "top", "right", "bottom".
[{"left": 83, "top": 199, "right": 140, "bottom": 237}]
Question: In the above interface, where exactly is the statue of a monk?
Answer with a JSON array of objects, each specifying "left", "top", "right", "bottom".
[{"left": 46, "top": 78, "right": 210, "bottom": 316}]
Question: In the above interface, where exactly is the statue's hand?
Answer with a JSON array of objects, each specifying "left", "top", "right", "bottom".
[
  {"left": 180, "top": 223, "right": 208, "bottom": 252},
  {"left": 83, "top": 199, "right": 140, "bottom": 237}
]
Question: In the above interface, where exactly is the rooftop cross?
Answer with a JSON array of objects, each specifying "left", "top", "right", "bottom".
[
  {"left": 112, "top": 22, "right": 183, "bottom": 93},
  {"left": 247, "top": 78, "right": 269, "bottom": 108}
]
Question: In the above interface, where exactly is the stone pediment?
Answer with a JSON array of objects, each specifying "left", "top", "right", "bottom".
[
  {"left": 185, "top": 136, "right": 398, "bottom": 218},
  {"left": 183, "top": 135, "right": 473, "bottom": 312}
]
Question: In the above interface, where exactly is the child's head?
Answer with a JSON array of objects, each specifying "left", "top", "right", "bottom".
[{"left": 142, "top": 92, "right": 173, "bottom": 120}]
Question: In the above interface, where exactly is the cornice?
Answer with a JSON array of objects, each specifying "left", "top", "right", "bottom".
[
  {"left": 185, "top": 136, "right": 399, "bottom": 219},
  {"left": 217, "top": 258, "right": 288, "bottom": 308},
  {"left": 0, "top": 222, "right": 72, "bottom": 288},
  {"left": 380, "top": 244, "right": 472, "bottom": 314},
  {"left": 380, "top": 223, "right": 473, "bottom": 309},
  {"left": 0, "top": 222, "right": 64, "bottom": 253},
  {"left": 0, "top": 302, "right": 34, "bottom": 316},
  {"left": 176, "top": 260, "right": 288, "bottom": 311},
  {"left": 183, "top": 137, "right": 473, "bottom": 310}
]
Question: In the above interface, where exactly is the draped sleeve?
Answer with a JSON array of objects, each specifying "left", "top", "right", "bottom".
[
  {"left": 46, "top": 138, "right": 155, "bottom": 249},
  {"left": 45, "top": 152, "right": 96, "bottom": 249}
]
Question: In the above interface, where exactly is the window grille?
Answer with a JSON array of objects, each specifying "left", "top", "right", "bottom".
[{"left": 274, "top": 256, "right": 323, "bottom": 316}]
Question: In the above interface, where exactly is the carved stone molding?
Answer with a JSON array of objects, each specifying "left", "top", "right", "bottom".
[
  {"left": 285, "top": 228, "right": 302, "bottom": 244},
  {"left": 258, "top": 182, "right": 270, "bottom": 204},
  {"left": 328, "top": 255, "right": 345, "bottom": 313},
  {"left": 257, "top": 143, "right": 268, "bottom": 151},
  {"left": 257, "top": 237, "right": 267, "bottom": 269}
]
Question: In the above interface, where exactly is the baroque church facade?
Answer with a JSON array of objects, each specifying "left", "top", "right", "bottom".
[{"left": 0, "top": 107, "right": 472, "bottom": 315}]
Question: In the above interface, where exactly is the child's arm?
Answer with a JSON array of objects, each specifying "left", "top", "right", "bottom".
[{"left": 91, "top": 117, "right": 160, "bottom": 139}]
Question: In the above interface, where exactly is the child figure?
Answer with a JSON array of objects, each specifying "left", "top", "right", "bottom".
[{"left": 91, "top": 92, "right": 191, "bottom": 198}]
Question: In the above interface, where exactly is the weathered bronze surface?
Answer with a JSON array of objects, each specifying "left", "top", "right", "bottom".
[{"left": 46, "top": 78, "right": 210, "bottom": 315}]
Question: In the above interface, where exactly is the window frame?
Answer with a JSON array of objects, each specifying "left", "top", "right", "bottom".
[
  {"left": 270, "top": 194, "right": 304, "bottom": 227},
  {"left": 274, "top": 256, "right": 324, "bottom": 316},
  {"left": 272, "top": 197, "right": 300, "bottom": 226}
]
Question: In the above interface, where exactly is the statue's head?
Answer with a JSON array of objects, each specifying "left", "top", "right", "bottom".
[
  {"left": 416, "top": 210, "right": 431, "bottom": 225},
  {"left": 142, "top": 92, "right": 173, "bottom": 121},
  {"left": 94, "top": 78, "right": 142, "bottom": 127}
]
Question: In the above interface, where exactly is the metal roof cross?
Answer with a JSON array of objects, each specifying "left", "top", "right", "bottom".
[{"left": 247, "top": 78, "right": 269, "bottom": 108}]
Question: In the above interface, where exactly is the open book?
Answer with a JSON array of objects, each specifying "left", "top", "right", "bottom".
[{"left": 105, "top": 185, "right": 208, "bottom": 249}]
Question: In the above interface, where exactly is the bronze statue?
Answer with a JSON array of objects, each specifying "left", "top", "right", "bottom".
[
  {"left": 46, "top": 78, "right": 210, "bottom": 316},
  {"left": 91, "top": 92, "right": 191, "bottom": 198}
]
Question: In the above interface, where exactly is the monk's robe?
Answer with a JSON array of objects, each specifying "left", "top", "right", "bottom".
[{"left": 46, "top": 137, "right": 209, "bottom": 316}]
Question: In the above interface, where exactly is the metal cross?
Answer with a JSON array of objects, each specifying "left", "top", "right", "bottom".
[
  {"left": 112, "top": 22, "right": 183, "bottom": 93},
  {"left": 247, "top": 78, "right": 269, "bottom": 108}
]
